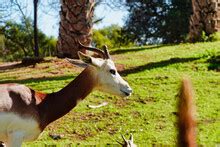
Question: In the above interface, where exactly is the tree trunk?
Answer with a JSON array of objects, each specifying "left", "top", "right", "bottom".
[
  {"left": 189, "top": 0, "right": 217, "bottom": 42},
  {"left": 57, "top": 0, "right": 95, "bottom": 59},
  {"left": 33, "top": 0, "right": 39, "bottom": 57}
]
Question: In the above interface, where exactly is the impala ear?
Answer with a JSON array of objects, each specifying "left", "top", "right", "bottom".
[
  {"left": 66, "top": 58, "right": 88, "bottom": 68},
  {"left": 78, "top": 51, "right": 103, "bottom": 67},
  {"left": 78, "top": 51, "right": 92, "bottom": 64}
]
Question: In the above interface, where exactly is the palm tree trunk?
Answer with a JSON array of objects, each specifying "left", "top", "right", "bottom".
[
  {"left": 57, "top": 0, "right": 95, "bottom": 59},
  {"left": 189, "top": 0, "right": 217, "bottom": 42}
]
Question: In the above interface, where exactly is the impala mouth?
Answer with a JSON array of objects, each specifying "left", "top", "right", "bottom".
[{"left": 120, "top": 90, "right": 132, "bottom": 97}]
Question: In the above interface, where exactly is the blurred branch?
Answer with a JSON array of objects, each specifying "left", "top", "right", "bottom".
[
  {"left": 0, "top": 0, "right": 30, "bottom": 23},
  {"left": 93, "top": 17, "right": 104, "bottom": 24},
  {"left": 12, "top": 0, "right": 28, "bottom": 21},
  {"left": 39, "top": 0, "right": 60, "bottom": 17},
  {"left": 96, "top": 0, "right": 127, "bottom": 10},
  {"left": 0, "top": 0, "right": 14, "bottom": 22}
]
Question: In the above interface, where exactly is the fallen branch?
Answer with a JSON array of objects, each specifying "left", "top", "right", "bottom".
[{"left": 87, "top": 102, "right": 108, "bottom": 109}]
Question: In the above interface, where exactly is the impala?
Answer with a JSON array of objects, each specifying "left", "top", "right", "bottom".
[{"left": 0, "top": 42, "right": 132, "bottom": 147}]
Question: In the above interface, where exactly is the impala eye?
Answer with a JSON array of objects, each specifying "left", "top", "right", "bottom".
[{"left": 109, "top": 69, "right": 116, "bottom": 75}]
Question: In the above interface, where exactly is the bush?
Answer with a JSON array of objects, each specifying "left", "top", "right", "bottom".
[
  {"left": 200, "top": 31, "right": 220, "bottom": 42},
  {"left": 92, "top": 30, "right": 113, "bottom": 48},
  {"left": 207, "top": 32, "right": 220, "bottom": 42},
  {"left": 0, "top": 35, "right": 4, "bottom": 50},
  {"left": 92, "top": 25, "right": 134, "bottom": 49}
]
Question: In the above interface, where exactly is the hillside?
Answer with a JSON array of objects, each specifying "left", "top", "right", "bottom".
[{"left": 0, "top": 42, "right": 219, "bottom": 146}]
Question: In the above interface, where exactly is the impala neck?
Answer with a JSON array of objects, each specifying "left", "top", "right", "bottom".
[{"left": 38, "top": 66, "right": 97, "bottom": 129}]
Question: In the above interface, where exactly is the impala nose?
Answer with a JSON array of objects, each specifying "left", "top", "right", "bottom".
[
  {"left": 121, "top": 85, "right": 133, "bottom": 96},
  {"left": 127, "top": 87, "right": 133, "bottom": 94}
]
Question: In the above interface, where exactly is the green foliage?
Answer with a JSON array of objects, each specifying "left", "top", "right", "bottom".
[
  {"left": 38, "top": 33, "right": 57, "bottom": 57},
  {"left": 196, "top": 32, "right": 220, "bottom": 43},
  {"left": 92, "top": 29, "right": 112, "bottom": 48},
  {"left": 0, "top": 20, "right": 57, "bottom": 61},
  {"left": 207, "top": 32, "right": 220, "bottom": 42},
  {"left": 0, "top": 20, "right": 33, "bottom": 60},
  {"left": 92, "top": 25, "right": 134, "bottom": 49},
  {"left": 124, "top": 0, "right": 192, "bottom": 44},
  {"left": 0, "top": 34, "right": 4, "bottom": 50},
  {"left": 200, "top": 31, "right": 209, "bottom": 42},
  {"left": 0, "top": 42, "right": 219, "bottom": 146}
]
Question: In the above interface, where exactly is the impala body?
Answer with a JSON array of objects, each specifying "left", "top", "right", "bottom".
[{"left": 0, "top": 43, "right": 132, "bottom": 147}]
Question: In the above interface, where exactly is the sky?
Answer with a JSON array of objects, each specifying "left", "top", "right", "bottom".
[{"left": 38, "top": 4, "right": 128, "bottom": 38}]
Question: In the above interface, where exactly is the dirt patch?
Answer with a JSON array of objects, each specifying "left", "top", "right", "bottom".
[
  {"left": 52, "top": 58, "right": 74, "bottom": 69},
  {"left": 0, "top": 61, "right": 22, "bottom": 70},
  {"left": 136, "top": 97, "right": 156, "bottom": 104},
  {"left": 0, "top": 58, "right": 84, "bottom": 81},
  {"left": 72, "top": 129, "right": 94, "bottom": 140},
  {"left": 114, "top": 98, "right": 129, "bottom": 108},
  {"left": 132, "top": 111, "right": 141, "bottom": 118},
  {"left": 115, "top": 63, "right": 125, "bottom": 72},
  {"left": 199, "top": 119, "right": 218, "bottom": 125},
  {"left": 72, "top": 111, "right": 121, "bottom": 122}
]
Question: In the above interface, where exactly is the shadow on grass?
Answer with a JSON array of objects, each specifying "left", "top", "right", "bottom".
[
  {"left": 120, "top": 57, "right": 201, "bottom": 76},
  {"left": 0, "top": 75, "right": 75, "bottom": 85},
  {"left": 207, "top": 54, "right": 220, "bottom": 71},
  {"left": 0, "top": 62, "right": 24, "bottom": 71},
  {"left": 0, "top": 59, "right": 52, "bottom": 71},
  {"left": 110, "top": 45, "right": 164, "bottom": 55}
]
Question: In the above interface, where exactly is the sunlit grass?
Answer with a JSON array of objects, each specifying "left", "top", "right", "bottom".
[{"left": 0, "top": 41, "right": 219, "bottom": 146}]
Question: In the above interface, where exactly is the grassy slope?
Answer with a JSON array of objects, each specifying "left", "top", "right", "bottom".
[{"left": 0, "top": 42, "right": 219, "bottom": 146}]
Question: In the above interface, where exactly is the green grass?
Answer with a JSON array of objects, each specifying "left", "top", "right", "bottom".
[{"left": 0, "top": 42, "right": 219, "bottom": 146}]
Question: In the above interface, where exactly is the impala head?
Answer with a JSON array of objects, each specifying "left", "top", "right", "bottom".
[{"left": 68, "top": 41, "right": 132, "bottom": 97}]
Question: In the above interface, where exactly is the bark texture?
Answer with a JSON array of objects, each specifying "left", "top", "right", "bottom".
[
  {"left": 57, "top": 0, "right": 95, "bottom": 58},
  {"left": 189, "top": 0, "right": 217, "bottom": 42}
]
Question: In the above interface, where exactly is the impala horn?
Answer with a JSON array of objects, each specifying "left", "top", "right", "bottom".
[
  {"left": 103, "top": 45, "right": 111, "bottom": 59},
  {"left": 78, "top": 40, "right": 110, "bottom": 59}
]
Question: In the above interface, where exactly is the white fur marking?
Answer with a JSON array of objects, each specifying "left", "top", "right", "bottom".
[
  {"left": 7, "top": 85, "right": 32, "bottom": 105},
  {"left": 0, "top": 113, "right": 41, "bottom": 143}
]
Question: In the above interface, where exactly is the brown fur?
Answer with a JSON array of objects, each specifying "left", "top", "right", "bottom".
[
  {"left": 177, "top": 78, "right": 197, "bottom": 147},
  {"left": 37, "top": 66, "right": 97, "bottom": 130}
]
